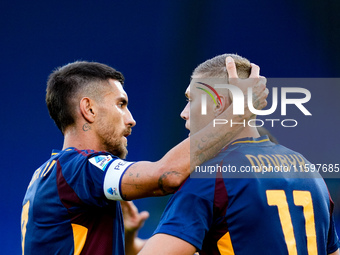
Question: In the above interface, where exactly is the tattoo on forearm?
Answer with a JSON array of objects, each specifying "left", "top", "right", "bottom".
[
  {"left": 82, "top": 123, "right": 91, "bottom": 131},
  {"left": 158, "top": 171, "right": 181, "bottom": 195}
]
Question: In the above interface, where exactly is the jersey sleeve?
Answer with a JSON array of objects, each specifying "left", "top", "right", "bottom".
[
  {"left": 60, "top": 151, "right": 134, "bottom": 206},
  {"left": 102, "top": 158, "right": 134, "bottom": 201},
  {"left": 153, "top": 178, "right": 215, "bottom": 250}
]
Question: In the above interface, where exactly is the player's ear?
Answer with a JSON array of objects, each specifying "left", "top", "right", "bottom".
[
  {"left": 213, "top": 95, "right": 227, "bottom": 117},
  {"left": 79, "top": 97, "right": 96, "bottom": 123}
]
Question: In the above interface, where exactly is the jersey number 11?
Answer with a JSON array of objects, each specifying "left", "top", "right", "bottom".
[{"left": 266, "top": 190, "right": 317, "bottom": 255}]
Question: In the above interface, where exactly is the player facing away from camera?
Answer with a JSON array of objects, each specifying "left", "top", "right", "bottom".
[
  {"left": 138, "top": 55, "right": 340, "bottom": 255},
  {"left": 21, "top": 59, "right": 268, "bottom": 255}
]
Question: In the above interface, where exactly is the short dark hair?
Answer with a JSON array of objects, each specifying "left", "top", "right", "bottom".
[{"left": 46, "top": 61, "right": 124, "bottom": 134}]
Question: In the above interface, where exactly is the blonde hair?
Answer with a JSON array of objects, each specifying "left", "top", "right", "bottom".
[{"left": 193, "top": 53, "right": 251, "bottom": 79}]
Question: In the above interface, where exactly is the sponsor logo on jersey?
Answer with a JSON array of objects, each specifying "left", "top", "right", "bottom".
[{"left": 89, "top": 155, "right": 113, "bottom": 171}]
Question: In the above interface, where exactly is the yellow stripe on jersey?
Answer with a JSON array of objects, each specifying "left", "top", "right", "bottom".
[
  {"left": 71, "top": 223, "right": 88, "bottom": 255},
  {"left": 217, "top": 232, "right": 235, "bottom": 255},
  {"left": 51, "top": 148, "right": 72, "bottom": 156},
  {"left": 231, "top": 138, "right": 270, "bottom": 146}
]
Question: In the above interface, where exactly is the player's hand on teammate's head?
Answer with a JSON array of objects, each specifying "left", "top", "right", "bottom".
[{"left": 225, "top": 56, "right": 268, "bottom": 112}]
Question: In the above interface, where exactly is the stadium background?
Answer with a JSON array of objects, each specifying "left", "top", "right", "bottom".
[{"left": 1, "top": 1, "right": 340, "bottom": 253}]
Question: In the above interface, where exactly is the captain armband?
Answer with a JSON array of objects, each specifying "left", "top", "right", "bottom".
[{"left": 103, "top": 159, "right": 135, "bottom": 201}]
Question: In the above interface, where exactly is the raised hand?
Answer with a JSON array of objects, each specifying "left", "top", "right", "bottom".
[
  {"left": 225, "top": 56, "right": 268, "bottom": 113},
  {"left": 121, "top": 201, "right": 149, "bottom": 255}
]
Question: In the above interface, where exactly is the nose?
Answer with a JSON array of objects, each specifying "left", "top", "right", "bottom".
[
  {"left": 180, "top": 102, "right": 190, "bottom": 121},
  {"left": 125, "top": 108, "right": 136, "bottom": 127}
]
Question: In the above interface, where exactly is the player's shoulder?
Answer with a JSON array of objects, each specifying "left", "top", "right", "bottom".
[
  {"left": 226, "top": 136, "right": 311, "bottom": 164},
  {"left": 56, "top": 147, "right": 120, "bottom": 172},
  {"left": 57, "top": 147, "right": 113, "bottom": 157},
  {"left": 273, "top": 142, "right": 306, "bottom": 155}
]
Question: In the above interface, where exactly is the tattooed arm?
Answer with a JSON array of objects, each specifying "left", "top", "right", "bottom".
[{"left": 118, "top": 58, "right": 268, "bottom": 200}]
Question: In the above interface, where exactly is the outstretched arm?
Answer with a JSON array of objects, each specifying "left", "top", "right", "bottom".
[{"left": 107, "top": 57, "right": 268, "bottom": 200}]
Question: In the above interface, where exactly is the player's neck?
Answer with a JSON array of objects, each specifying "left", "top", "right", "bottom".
[{"left": 62, "top": 125, "right": 102, "bottom": 152}]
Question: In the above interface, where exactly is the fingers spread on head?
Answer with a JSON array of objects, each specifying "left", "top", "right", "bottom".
[
  {"left": 249, "top": 63, "right": 260, "bottom": 78},
  {"left": 259, "top": 87, "right": 269, "bottom": 109},
  {"left": 253, "top": 76, "right": 267, "bottom": 93},
  {"left": 225, "top": 56, "right": 238, "bottom": 79},
  {"left": 259, "top": 76, "right": 267, "bottom": 87},
  {"left": 264, "top": 88, "right": 269, "bottom": 98}
]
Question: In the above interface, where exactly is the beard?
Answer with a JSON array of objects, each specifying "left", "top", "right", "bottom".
[
  {"left": 96, "top": 116, "right": 131, "bottom": 159},
  {"left": 103, "top": 137, "right": 128, "bottom": 159},
  {"left": 98, "top": 127, "right": 130, "bottom": 159}
]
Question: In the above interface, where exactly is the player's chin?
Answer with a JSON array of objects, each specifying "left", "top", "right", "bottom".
[
  {"left": 118, "top": 145, "right": 128, "bottom": 159},
  {"left": 110, "top": 144, "right": 128, "bottom": 159},
  {"left": 121, "top": 146, "right": 128, "bottom": 159}
]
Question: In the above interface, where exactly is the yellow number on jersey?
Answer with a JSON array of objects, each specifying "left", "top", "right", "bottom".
[
  {"left": 266, "top": 190, "right": 317, "bottom": 255},
  {"left": 21, "top": 201, "right": 30, "bottom": 255}
]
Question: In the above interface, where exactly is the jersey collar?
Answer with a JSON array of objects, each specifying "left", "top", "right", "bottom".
[
  {"left": 221, "top": 135, "right": 272, "bottom": 152},
  {"left": 230, "top": 135, "right": 271, "bottom": 146}
]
